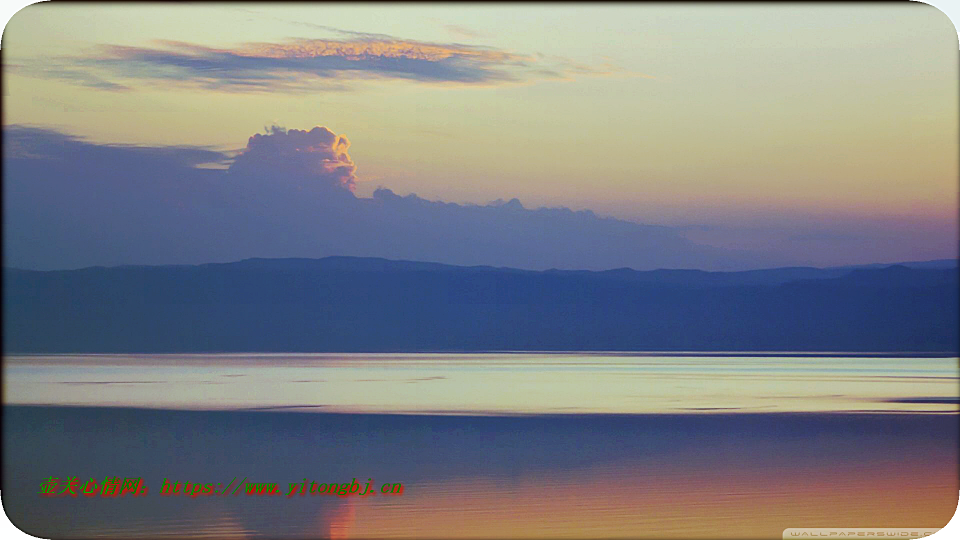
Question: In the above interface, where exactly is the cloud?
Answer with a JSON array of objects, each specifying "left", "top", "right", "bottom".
[
  {"left": 229, "top": 126, "right": 358, "bottom": 191},
  {"left": 44, "top": 38, "right": 538, "bottom": 92},
  {"left": 10, "top": 34, "right": 637, "bottom": 93},
  {"left": 3, "top": 125, "right": 229, "bottom": 167},
  {"left": 4, "top": 63, "right": 132, "bottom": 92},
  {"left": 444, "top": 24, "right": 485, "bottom": 38},
  {"left": 2, "top": 124, "right": 783, "bottom": 272}
]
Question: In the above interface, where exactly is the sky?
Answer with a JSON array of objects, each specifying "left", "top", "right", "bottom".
[{"left": 2, "top": 3, "right": 958, "bottom": 270}]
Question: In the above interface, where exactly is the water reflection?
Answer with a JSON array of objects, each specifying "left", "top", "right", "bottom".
[
  {"left": 3, "top": 406, "right": 957, "bottom": 538},
  {"left": 3, "top": 354, "right": 957, "bottom": 538},
  {"left": 3, "top": 353, "right": 958, "bottom": 414}
]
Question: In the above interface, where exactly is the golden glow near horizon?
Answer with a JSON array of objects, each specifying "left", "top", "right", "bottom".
[{"left": 2, "top": 3, "right": 957, "bottom": 260}]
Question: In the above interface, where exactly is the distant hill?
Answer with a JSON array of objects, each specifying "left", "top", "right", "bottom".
[
  {"left": 3, "top": 257, "right": 957, "bottom": 353},
  {"left": 832, "top": 259, "right": 958, "bottom": 270}
]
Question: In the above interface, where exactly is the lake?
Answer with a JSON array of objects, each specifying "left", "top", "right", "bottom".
[
  {"left": 4, "top": 353, "right": 959, "bottom": 414},
  {"left": 3, "top": 353, "right": 958, "bottom": 538}
]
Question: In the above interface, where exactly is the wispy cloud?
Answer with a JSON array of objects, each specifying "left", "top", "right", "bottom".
[
  {"left": 444, "top": 24, "right": 485, "bottom": 39},
  {"left": 5, "top": 62, "right": 132, "bottom": 92},
  {"left": 9, "top": 32, "right": 644, "bottom": 93}
]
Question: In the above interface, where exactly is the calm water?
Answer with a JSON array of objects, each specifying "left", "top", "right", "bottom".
[
  {"left": 3, "top": 353, "right": 959, "bottom": 414},
  {"left": 3, "top": 354, "right": 958, "bottom": 539}
]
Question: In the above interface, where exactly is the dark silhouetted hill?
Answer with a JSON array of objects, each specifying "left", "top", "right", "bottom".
[{"left": 3, "top": 257, "right": 957, "bottom": 353}]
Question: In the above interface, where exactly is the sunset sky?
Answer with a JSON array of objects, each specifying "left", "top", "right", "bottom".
[{"left": 3, "top": 3, "right": 958, "bottom": 270}]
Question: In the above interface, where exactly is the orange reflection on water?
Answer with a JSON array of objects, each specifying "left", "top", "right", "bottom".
[
  {"left": 348, "top": 460, "right": 958, "bottom": 538},
  {"left": 328, "top": 497, "right": 356, "bottom": 540}
]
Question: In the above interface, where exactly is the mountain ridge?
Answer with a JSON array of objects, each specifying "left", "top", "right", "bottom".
[
  {"left": 4, "top": 257, "right": 956, "bottom": 354},
  {"left": 5, "top": 255, "right": 957, "bottom": 277}
]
